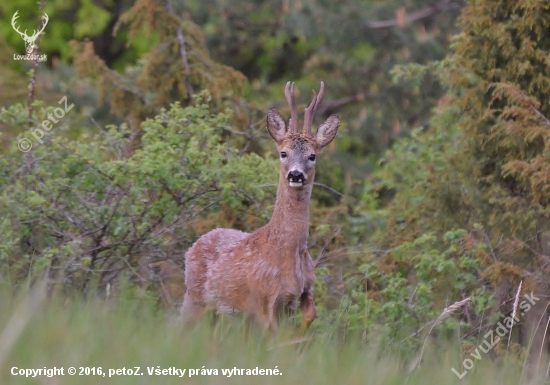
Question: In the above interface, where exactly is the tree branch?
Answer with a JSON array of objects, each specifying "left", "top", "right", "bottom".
[
  {"left": 27, "top": 0, "right": 46, "bottom": 128},
  {"left": 316, "top": 92, "right": 368, "bottom": 116},
  {"left": 530, "top": 105, "right": 550, "bottom": 130},
  {"left": 364, "top": 0, "right": 453, "bottom": 30},
  {"left": 165, "top": 0, "right": 194, "bottom": 100}
]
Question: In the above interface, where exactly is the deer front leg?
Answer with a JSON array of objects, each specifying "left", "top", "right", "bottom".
[
  {"left": 257, "top": 297, "right": 279, "bottom": 335},
  {"left": 298, "top": 251, "right": 317, "bottom": 334},
  {"left": 180, "top": 290, "right": 207, "bottom": 325},
  {"left": 299, "top": 291, "right": 316, "bottom": 334}
]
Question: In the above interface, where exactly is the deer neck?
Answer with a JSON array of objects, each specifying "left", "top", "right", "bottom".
[{"left": 266, "top": 175, "right": 312, "bottom": 248}]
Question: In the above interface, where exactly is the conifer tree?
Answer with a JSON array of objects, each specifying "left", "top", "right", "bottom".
[
  {"left": 71, "top": 0, "right": 247, "bottom": 126},
  {"left": 358, "top": 0, "right": 550, "bottom": 351}
]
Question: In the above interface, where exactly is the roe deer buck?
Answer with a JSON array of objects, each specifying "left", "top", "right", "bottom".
[{"left": 181, "top": 81, "right": 340, "bottom": 333}]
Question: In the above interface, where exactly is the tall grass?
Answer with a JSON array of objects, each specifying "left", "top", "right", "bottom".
[{"left": 0, "top": 285, "right": 544, "bottom": 385}]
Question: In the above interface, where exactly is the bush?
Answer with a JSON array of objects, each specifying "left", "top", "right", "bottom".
[{"left": 0, "top": 92, "right": 275, "bottom": 301}]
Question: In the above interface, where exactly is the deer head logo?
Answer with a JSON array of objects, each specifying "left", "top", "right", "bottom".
[{"left": 11, "top": 11, "right": 49, "bottom": 54}]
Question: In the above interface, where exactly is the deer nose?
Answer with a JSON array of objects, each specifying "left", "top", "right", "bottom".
[{"left": 287, "top": 170, "right": 305, "bottom": 183}]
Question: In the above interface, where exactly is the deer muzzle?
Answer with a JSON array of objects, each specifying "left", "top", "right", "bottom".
[{"left": 287, "top": 170, "right": 306, "bottom": 187}]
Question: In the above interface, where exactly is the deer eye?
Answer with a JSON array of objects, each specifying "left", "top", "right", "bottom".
[
  {"left": 308, "top": 154, "right": 316, "bottom": 161},
  {"left": 280, "top": 152, "right": 287, "bottom": 158}
]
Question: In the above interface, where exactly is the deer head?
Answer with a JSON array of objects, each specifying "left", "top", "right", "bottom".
[
  {"left": 11, "top": 11, "right": 49, "bottom": 54},
  {"left": 267, "top": 82, "right": 340, "bottom": 188}
]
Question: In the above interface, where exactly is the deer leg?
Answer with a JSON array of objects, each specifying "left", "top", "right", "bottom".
[
  {"left": 299, "top": 291, "right": 316, "bottom": 334},
  {"left": 180, "top": 290, "right": 206, "bottom": 324},
  {"left": 257, "top": 297, "right": 280, "bottom": 335},
  {"left": 256, "top": 312, "right": 278, "bottom": 335},
  {"left": 266, "top": 303, "right": 280, "bottom": 335}
]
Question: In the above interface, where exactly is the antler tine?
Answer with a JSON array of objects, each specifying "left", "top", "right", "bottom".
[
  {"left": 284, "top": 81, "right": 299, "bottom": 135},
  {"left": 11, "top": 11, "right": 26, "bottom": 38},
  {"left": 302, "top": 81, "right": 325, "bottom": 138},
  {"left": 35, "top": 13, "right": 49, "bottom": 36}
]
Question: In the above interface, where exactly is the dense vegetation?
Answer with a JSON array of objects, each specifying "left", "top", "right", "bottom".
[
  {"left": 0, "top": 289, "right": 536, "bottom": 385},
  {"left": 0, "top": 0, "right": 549, "bottom": 381}
]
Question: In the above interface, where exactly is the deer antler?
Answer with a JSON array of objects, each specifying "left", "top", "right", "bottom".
[
  {"left": 302, "top": 82, "right": 324, "bottom": 138},
  {"left": 31, "top": 13, "right": 49, "bottom": 40},
  {"left": 11, "top": 11, "right": 28, "bottom": 39},
  {"left": 285, "top": 81, "right": 299, "bottom": 135},
  {"left": 11, "top": 11, "right": 48, "bottom": 41}
]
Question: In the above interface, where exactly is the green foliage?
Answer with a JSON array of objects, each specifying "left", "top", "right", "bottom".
[
  {"left": 0, "top": 0, "right": 130, "bottom": 60},
  {"left": 0, "top": 93, "right": 275, "bottom": 295},
  {"left": 0, "top": 287, "right": 540, "bottom": 385},
  {"left": 328, "top": 228, "right": 492, "bottom": 348},
  {"left": 185, "top": 0, "right": 461, "bottom": 167},
  {"left": 342, "top": 0, "right": 550, "bottom": 348},
  {"left": 70, "top": 0, "right": 247, "bottom": 127},
  {"left": 74, "top": 0, "right": 112, "bottom": 39}
]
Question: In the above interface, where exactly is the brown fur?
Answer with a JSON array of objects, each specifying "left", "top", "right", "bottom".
[{"left": 181, "top": 82, "right": 339, "bottom": 332}]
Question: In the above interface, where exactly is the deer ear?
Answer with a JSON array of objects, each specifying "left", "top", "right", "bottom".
[
  {"left": 315, "top": 115, "right": 340, "bottom": 148},
  {"left": 267, "top": 108, "right": 287, "bottom": 144}
]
